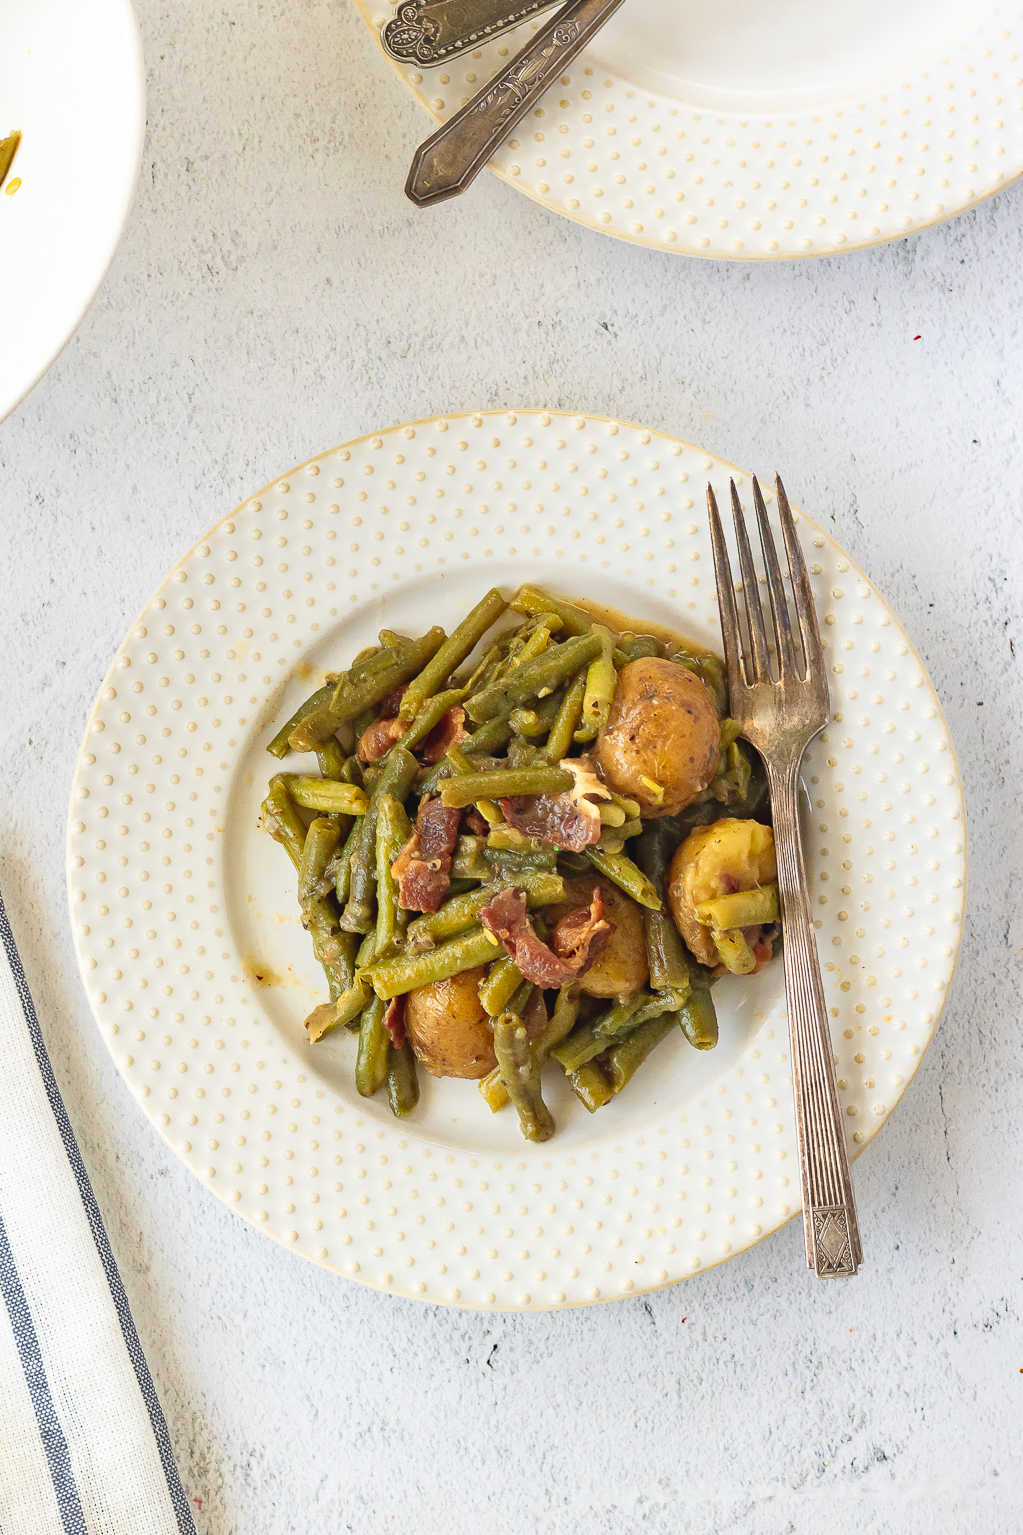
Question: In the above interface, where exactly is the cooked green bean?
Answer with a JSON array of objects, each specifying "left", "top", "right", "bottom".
[
  {"left": 355, "top": 995, "right": 390, "bottom": 1097},
  {"left": 507, "top": 616, "right": 558, "bottom": 671},
  {"left": 465, "top": 631, "right": 602, "bottom": 723},
  {"left": 680, "top": 988, "right": 718, "bottom": 1050},
  {"left": 367, "top": 926, "right": 499, "bottom": 999},
  {"left": 636, "top": 826, "right": 693, "bottom": 992},
  {"left": 261, "top": 776, "right": 307, "bottom": 868},
  {"left": 386, "top": 1040, "right": 420, "bottom": 1117},
  {"left": 671, "top": 648, "right": 727, "bottom": 715},
  {"left": 405, "top": 871, "right": 564, "bottom": 950},
  {"left": 605, "top": 1012, "right": 677, "bottom": 1094},
  {"left": 418, "top": 715, "right": 515, "bottom": 794},
  {"left": 478, "top": 952, "right": 524, "bottom": 1017},
  {"left": 450, "top": 835, "right": 490, "bottom": 882},
  {"left": 552, "top": 989, "right": 685, "bottom": 1073},
  {"left": 340, "top": 747, "right": 417, "bottom": 935},
  {"left": 314, "top": 739, "right": 348, "bottom": 780},
  {"left": 485, "top": 825, "right": 540, "bottom": 852},
  {"left": 399, "top": 687, "right": 468, "bottom": 753},
  {"left": 492, "top": 1013, "right": 554, "bottom": 1142},
  {"left": 289, "top": 630, "right": 445, "bottom": 749},
  {"left": 297, "top": 819, "right": 357, "bottom": 1001},
  {"left": 569, "top": 1060, "right": 614, "bottom": 1112},
  {"left": 574, "top": 624, "right": 616, "bottom": 743},
  {"left": 544, "top": 672, "right": 587, "bottom": 762},
  {"left": 485, "top": 846, "right": 559, "bottom": 877},
  {"left": 283, "top": 776, "right": 369, "bottom": 816},
  {"left": 298, "top": 817, "right": 341, "bottom": 906},
  {"left": 585, "top": 845, "right": 662, "bottom": 910},
  {"left": 397, "top": 590, "right": 505, "bottom": 725},
  {"left": 307, "top": 976, "right": 370, "bottom": 1041},
  {"left": 440, "top": 765, "right": 573, "bottom": 808},
  {"left": 510, "top": 585, "right": 590, "bottom": 636},
  {"left": 617, "top": 633, "right": 661, "bottom": 662},
  {"left": 697, "top": 884, "right": 779, "bottom": 930},
  {"left": 375, "top": 795, "right": 411, "bottom": 957},
  {"left": 330, "top": 814, "right": 363, "bottom": 905},
  {"left": 712, "top": 928, "right": 757, "bottom": 974},
  {"left": 598, "top": 802, "right": 626, "bottom": 827},
  {"left": 267, "top": 682, "right": 334, "bottom": 758},
  {"left": 480, "top": 983, "right": 580, "bottom": 1111}
]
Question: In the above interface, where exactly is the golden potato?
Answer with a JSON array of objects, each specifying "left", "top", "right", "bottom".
[
  {"left": 551, "top": 875, "right": 648, "bottom": 999},
  {"left": 667, "top": 818, "right": 777, "bottom": 967},
  {"left": 596, "top": 658, "right": 720, "bottom": 817},
  {"left": 405, "top": 966, "right": 495, "bottom": 1079}
]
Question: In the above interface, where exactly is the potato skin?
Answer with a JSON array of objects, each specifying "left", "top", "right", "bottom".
[
  {"left": 405, "top": 966, "right": 495, "bottom": 1079},
  {"left": 596, "top": 658, "right": 720, "bottom": 817},
  {"left": 552, "top": 875, "right": 648, "bottom": 999},
  {"left": 667, "top": 818, "right": 777, "bottom": 967}
]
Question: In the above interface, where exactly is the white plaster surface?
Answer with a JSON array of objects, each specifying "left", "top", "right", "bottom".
[{"left": 1, "top": 2, "right": 1021, "bottom": 1530}]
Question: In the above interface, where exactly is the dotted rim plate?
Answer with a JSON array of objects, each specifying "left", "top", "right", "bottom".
[
  {"left": 354, "top": 1, "right": 1023, "bottom": 259},
  {"left": 67, "top": 410, "right": 966, "bottom": 1309}
]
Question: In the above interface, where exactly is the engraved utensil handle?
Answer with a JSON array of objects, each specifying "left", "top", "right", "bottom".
[
  {"left": 766, "top": 756, "right": 863, "bottom": 1277},
  {"left": 406, "top": 0, "right": 627, "bottom": 206},
  {"left": 384, "top": 0, "right": 558, "bottom": 66}
]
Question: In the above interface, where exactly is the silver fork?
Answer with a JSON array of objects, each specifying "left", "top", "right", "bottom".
[{"left": 707, "top": 475, "right": 862, "bottom": 1278}]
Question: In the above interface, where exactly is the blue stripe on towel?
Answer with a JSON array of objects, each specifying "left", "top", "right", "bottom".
[{"left": 0, "top": 894, "right": 197, "bottom": 1535}]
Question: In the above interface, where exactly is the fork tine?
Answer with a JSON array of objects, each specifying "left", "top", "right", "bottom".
[
  {"left": 729, "top": 479, "right": 771, "bottom": 683},
  {"left": 775, "top": 475, "right": 824, "bottom": 677},
  {"left": 752, "top": 476, "right": 801, "bottom": 679},
  {"left": 706, "top": 485, "right": 744, "bottom": 690}
]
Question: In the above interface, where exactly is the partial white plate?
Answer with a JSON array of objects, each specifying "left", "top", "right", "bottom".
[
  {"left": 356, "top": 0, "right": 1023, "bottom": 258},
  {"left": 67, "top": 410, "right": 965, "bottom": 1308},
  {"left": 0, "top": 0, "right": 144, "bottom": 421}
]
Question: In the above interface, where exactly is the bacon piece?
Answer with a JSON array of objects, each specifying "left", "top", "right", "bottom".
[
  {"left": 499, "top": 792, "right": 602, "bottom": 852},
  {"left": 463, "top": 808, "right": 490, "bottom": 837},
  {"left": 479, "top": 887, "right": 612, "bottom": 989},
  {"left": 418, "top": 705, "right": 468, "bottom": 765},
  {"left": 384, "top": 996, "right": 407, "bottom": 1049},
  {"left": 358, "top": 715, "right": 406, "bottom": 762},
  {"left": 392, "top": 796, "right": 462, "bottom": 913}
]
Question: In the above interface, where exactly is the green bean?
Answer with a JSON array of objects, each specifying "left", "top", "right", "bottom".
[
  {"left": 492, "top": 1013, "right": 554, "bottom": 1142},
  {"left": 507, "top": 616, "right": 557, "bottom": 670},
  {"left": 480, "top": 983, "right": 580, "bottom": 1111},
  {"left": 288, "top": 631, "right": 445, "bottom": 749},
  {"left": 585, "top": 846, "right": 662, "bottom": 910},
  {"left": 405, "top": 871, "right": 564, "bottom": 951},
  {"left": 569, "top": 1060, "right": 614, "bottom": 1112},
  {"left": 307, "top": 976, "right": 370, "bottom": 1042},
  {"left": 267, "top": 682, "right": 334, "bottom": 758},
  {"left": 418, "top": 716, "right": 515, "bottom": 795},
  {"left": 617, "top": 633, "right": 661, "bottom": 662},
  {"left": 485, "top": 847, "right": 559, "bottom": 878},
  {"left": 314, "top": 739, "right": 348, "bottom": 780},
  {"left": 636, "top": 826, "right": 693, "bottom": 992},
  {"left": 459, "top": 633, "right": 512, "bottom": 693},
  {"left": 510, "top": 585, "right": 591, "bottom": 636},
  {"left": 441, "top": 744, "right": 501, "bottom": 823},
  {"left": 671, "top": 649, "right": 728, "bottom": 715},
  {"left": 712, "top": 929, "right": 757, "bottom": 974},
  {"left": 506, "top": 737, "right": 537, "bottom": 769},
  {"left": 697, "top": 884, "right": 779, "bottom": 931},
  {"left": 605, "top": 1012, "right": 677, "bottom": 1094},
  {"left": 609, "top": 791, "right": 642, "bottom": 819},
  {"left": 478, "top": 953, "right": 524, "bottom": 1017},
  {"left": 399, "top": 687, "right": 468, "bottom": 753},
  {"left": 598, "top": 802, "right": 626, "bottom": 827},
  {"left": 297, "top": 818, "right": 356, "bottom": 1001},
  {"left": 355, "top": 995, "right": 390, "bottom": 1097},
  {"left": 261, "top": 776, "right": 308, "bottom": 869},
  {"left": 552, "top": 992, "right": 647, "bottom": 1073},
  {"left": 450, "top": 835, "right": 490, "bottom": 882},
  {"left": 367, "top": 926, "right": 499, "bottom": 999},
  {"left": 282, "top": 776, "right": 369, "bottom": 816},
  {"left": 574, "top": 624, "right": 616, "bottom": 743},
  {"left": 356, "top": 929, "right": 379, "bottom": 969},
  {"left": 509, "top": 707, "right": 547, "bottom": 738},
  {"left": 399, "top": 590, "right": 506, "bottom": 723},
  {"left": 544, "top": 672, "right": 587, "bottom": 762},
  {"left": 680, "top": 988, "right": 718, "bottom": 1050},
  {"left": 440, "top": 765, "right": 573, "bottom": 808},
  {"left": 386, "top": 1040, "right": 420, "bottom": 1117},
  {"left": 485, "top": 825, "right": 539, "bottom": 852},
  {"left": 375, "top": 795, "right": 411, "bottom": 958},
  {"left": 330, "top": 814, "right": 363, "bottom": 905},
  {"left": 340, "top": 747, "right": 417, "bottom": 935},
  {"left": 465, "top": 631, "right": 602, "bottom": 723},
  {"left": 298, "top": 817, "right": 341, "bottom": 906}
]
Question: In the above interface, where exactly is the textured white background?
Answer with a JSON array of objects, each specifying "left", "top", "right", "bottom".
[{"left": 0, "top": 1, "right": 1020, "bottom": 1530}]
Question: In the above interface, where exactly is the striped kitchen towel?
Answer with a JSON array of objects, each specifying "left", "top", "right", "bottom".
[{"left": 0, "top": 892, "right": 197, "bottom": 1535}]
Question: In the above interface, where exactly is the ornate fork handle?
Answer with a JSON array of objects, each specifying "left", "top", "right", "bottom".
[
  {"left": 384, "top": 0, "right": 557, "bottom": 65},
  {"left": 766, "top": 755, "right": 862, "bottom": 1277},
  {"left": 406, "top": 0, "right": 627, "bottom": 205}
]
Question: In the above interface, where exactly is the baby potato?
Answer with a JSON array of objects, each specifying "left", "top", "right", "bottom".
[
  {"left": 405, "top": 966, "right": 496, "bottom": 1079},
  {"left": 595, "top": 658, "right": 720, "bottom": 817},
  {"left": 667, "top": 818, "right": 777, "bottom": 968},
  {"left": 552, "top": 875, "right": 648, "bottom": 999}
]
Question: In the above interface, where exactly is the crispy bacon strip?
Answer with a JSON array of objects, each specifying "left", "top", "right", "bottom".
[
  {"left": 418, "top": 705, "right": 468, "bottom": 765},
  {"left": 500, "top": 792, "right": 602, "bottom": 852},
  {"left": 391, "top": 796, "right": 462, "bottom": 913},
  {"left": 358, "top": 715, "right": 406, "bottom": 762},
  {"left": 479, "top": 887, "right": 612, "bottom": 988},
  {"left": 384, "top": 996, "right": 407, "bottom": 1048}
]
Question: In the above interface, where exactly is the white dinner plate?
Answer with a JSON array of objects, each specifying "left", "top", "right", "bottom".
[
  {"left": 0, "top": 0, "right": 144, "bottom": 421},
  {"left": 67, "top": 410, "right": 965, "bottom": 1308},
  {"left": 356, "top": 0, "right": 1023, "bottom": 258}
]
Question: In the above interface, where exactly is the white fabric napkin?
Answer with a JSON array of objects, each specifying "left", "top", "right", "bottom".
[{"left": 0, "top": 894, "right": 196, "bottom": 1535}]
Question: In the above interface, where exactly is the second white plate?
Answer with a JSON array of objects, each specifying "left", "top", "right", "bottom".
[{"left": 357, "top": 0, "right": 1023, "bottom": 258}]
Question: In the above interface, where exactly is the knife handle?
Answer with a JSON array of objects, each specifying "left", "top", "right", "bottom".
[{"left": 405, "top": 0, "right": 627, "bottom": 206}]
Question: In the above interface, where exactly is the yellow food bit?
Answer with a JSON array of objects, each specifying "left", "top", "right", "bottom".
[
  {"left": 0, "top": 130, "right": 21, "bottom": 192},
  {"left": 638, "top": 774, "right": 664, "bottom": 802}
]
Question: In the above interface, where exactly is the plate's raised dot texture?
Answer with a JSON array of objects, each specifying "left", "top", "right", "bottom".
[
  {"left": 67, "top": 411, "right": 965, "bottom": 1309},
  {"left": 357, "top": 5, "right": 1023, "bottom": 258}
]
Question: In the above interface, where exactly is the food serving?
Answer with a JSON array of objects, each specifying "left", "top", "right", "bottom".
[{"left": 261, "top": 585, "right": 779, "bottom": 1143}]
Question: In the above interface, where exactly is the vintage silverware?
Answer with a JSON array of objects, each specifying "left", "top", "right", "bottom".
[
  {"left": 384, "top": 0, "right": 557, "bottom": 66},
  {"left": 406, "top": 0, "right": 627, "bottom": 207},
  {"left": 707, "top": 476, "right": 863, "bottom": 1278}
]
